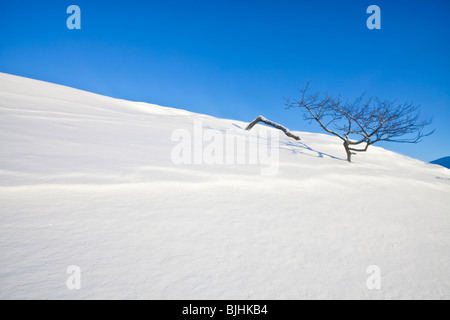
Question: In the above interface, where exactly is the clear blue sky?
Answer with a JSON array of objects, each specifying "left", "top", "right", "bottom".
[{"left": 1, "top": 0, "right": 449, "bottom": 162}]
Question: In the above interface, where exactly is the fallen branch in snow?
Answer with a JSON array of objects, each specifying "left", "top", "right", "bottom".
[{"left": 245, "top": 115, "right": 301, "bottom": 140}]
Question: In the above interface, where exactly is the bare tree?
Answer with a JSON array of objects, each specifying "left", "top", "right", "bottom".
[{"left": 285, "top": 83, "right": 434, "bottom": 162}]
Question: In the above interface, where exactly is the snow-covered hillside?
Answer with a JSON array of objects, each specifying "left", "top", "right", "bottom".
[{"left": 1, "top": 72, "right": 449, "bottom": 299}]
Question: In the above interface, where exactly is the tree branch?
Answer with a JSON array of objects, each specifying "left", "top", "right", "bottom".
[{"left": 245, "top": 115, "right": 301, "bottom": 140}]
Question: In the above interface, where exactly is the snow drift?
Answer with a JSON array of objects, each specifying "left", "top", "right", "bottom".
[{"left": 0, "top": 72, "right": 449, "bottom": 299}]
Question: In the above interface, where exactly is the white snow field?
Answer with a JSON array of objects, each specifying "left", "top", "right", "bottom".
[{"left": 0, "top": 72, "right": 449, "bottom": 299}]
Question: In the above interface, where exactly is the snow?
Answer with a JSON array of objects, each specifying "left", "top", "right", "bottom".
[{"left": 0, "top": 72, "right": 449, "bottom": 299}]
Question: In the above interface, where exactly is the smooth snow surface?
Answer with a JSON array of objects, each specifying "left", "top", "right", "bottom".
[{"left": 1, "top": 73, "right": 449, "bottom": 299}]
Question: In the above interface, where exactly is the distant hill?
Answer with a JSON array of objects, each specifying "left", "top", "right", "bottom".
[{"left": 430, "top": 156, "right": 450, "bottom": 169}]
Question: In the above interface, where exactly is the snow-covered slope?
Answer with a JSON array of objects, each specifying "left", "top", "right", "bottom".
[{"left": 1, "top": 72, "right": 449, "bottom": 299}]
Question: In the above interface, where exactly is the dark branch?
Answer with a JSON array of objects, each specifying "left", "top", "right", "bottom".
[{"left": 245, "top": 115, "right": 301, "bottom": 140}]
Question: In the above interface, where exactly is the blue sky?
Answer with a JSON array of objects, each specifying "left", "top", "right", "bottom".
[{"left": 1, "top": 0, "right": 449, "bottom": 162}]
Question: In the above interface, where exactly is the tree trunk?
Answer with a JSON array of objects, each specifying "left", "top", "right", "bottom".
[
  {"left": 245, "top": 115, "right": 301, "bottom": 140},
  {"left": 343, "top": 141, "right": 353, "bottom": 162}
]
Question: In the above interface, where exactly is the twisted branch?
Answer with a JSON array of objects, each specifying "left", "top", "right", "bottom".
[{"left": 245, "top": 115, "right": 301, "bottom": 140}]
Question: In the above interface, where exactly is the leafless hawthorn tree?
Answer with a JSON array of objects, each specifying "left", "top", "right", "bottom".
[{"left": 285, "top": 83, "right": 434, "bottom": 162}]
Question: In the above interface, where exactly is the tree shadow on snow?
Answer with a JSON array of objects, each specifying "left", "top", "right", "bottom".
[
  {"left": 281, "top": 140, "right": 345, "bottom": 161},
  {"left": 230, "top": 122, "right": 345, "bottom": 161}
]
